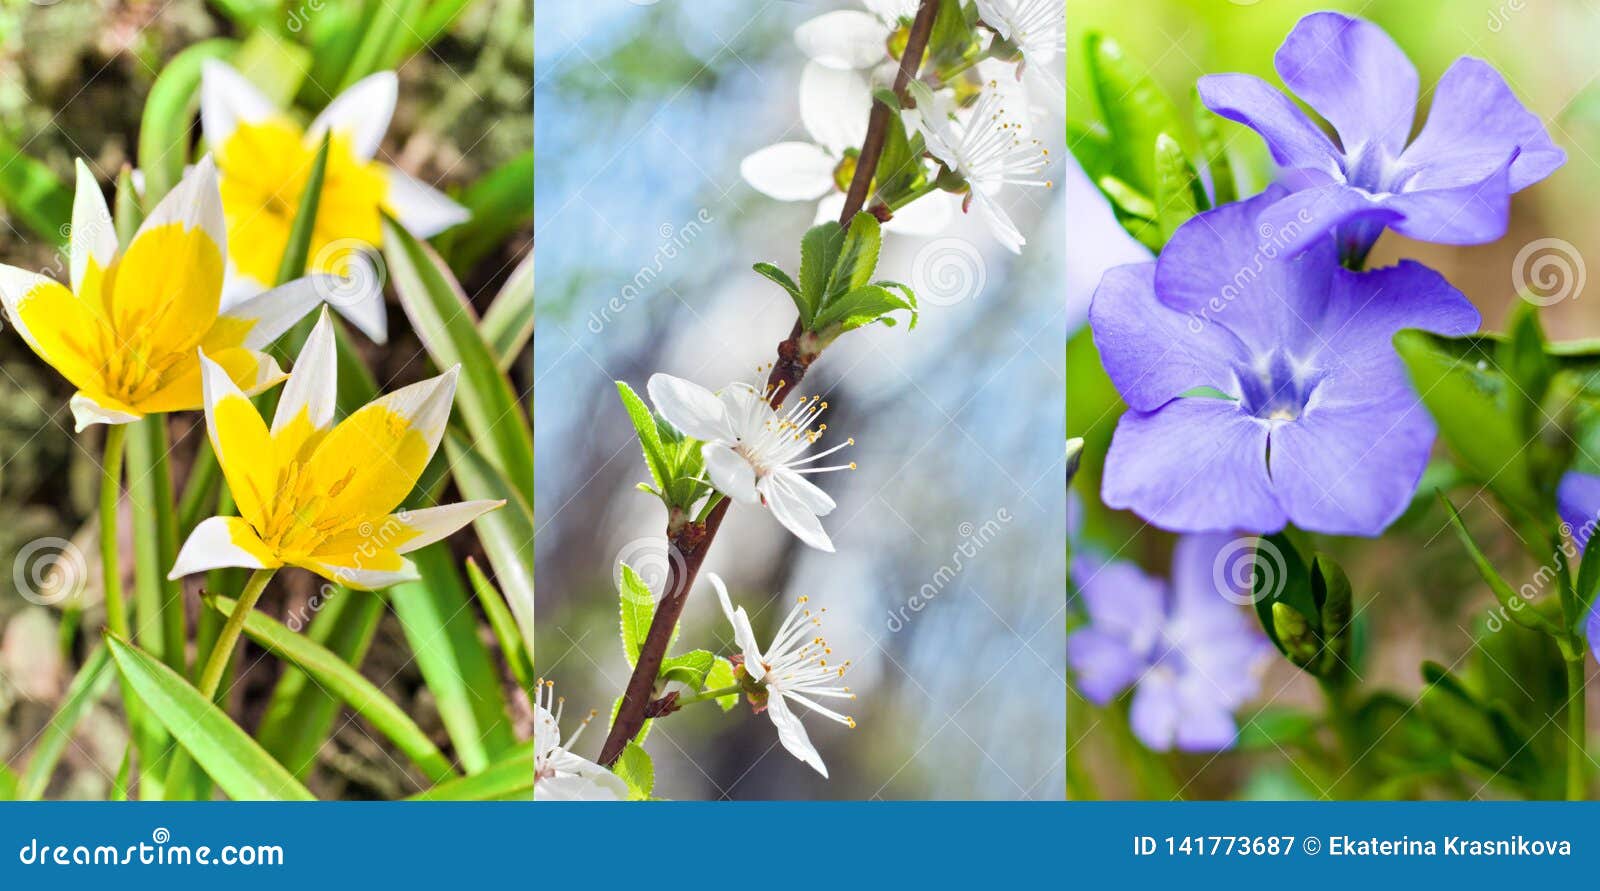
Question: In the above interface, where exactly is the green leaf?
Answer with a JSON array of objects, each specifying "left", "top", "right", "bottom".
[
  {"left": 106, "top": 636, "right": 314, "bottom": 801},
  {"left": 1395, "top": 329, "right": 1543, "bottom": 517},
  {"left": 875, "top": 111, "right": 924, "bottom": 200},
  {"left": 1439, "top": 495, "right": 1562, "bottom": 634},
  {"left": 705, "top": 657, "right": 739, "bottom": 711},
  {"left": 275, "top": 134, "right": 331, "bottom": 285},
  {"left": 924, "top": 0, "right": 980, "bottom": 70},
  {"left": 1152, "top": 134, "right": 1200, "bottom": 242},
  {"left": 619, "top": 564, "right": 657, "bottom": 668},
  {"left": 1234, "top": 707, "right": 1319, "bottom": 751},
  {"left": 798, "top": 221, "right": 845, "bottom": 325},
  {"left": 207, "top": 593, "right": 458, "bottom": 786},
  {"left": 0, "top": 132, "right": 72, "bottom": 244},
  {"left": 1252, "top": 534, "right": 1321, "bottom": 660},
  {"left": 466, "top": 558, "right": 535, "bottom": 699},
  {"left": 442, "top": 150, "right": 533, "bottom": 272},
  {"left": 811, "top": 283, "right": 917, "bottom": 341},
  {"left": 754, "top": 262, "right": 810, "bottom": 322},
  {"left": 820, "top": 212, "right": 883, "bottom": 312},
  {"left": 389, "top": 545, "right": 517, "bottom": 772},
  {"left": 1191, "top": 85, "right": 1232, "bottom": 208},
  {"left": 480, "top": 249, "right": 534, "bottom": 372},
  {"left": 19, "top": 646, "right": 114, "bottom": 800},
  {"left": 409, "top": 741, "right": 534, "bottom": 801},
  {"left": 659, "top": 649, "right": 716, "bottom": 689},
  {"left": 444, "top": 429, "right": 535, "bottom": 654},
  {"left": 384, "top": 216, "right": 535, "bottom": 504},
  {"left": 617, "top": 381, "right": 672, "bottom": 495},
  {"left": 1086, "top": 32, "right": 1183, "bottom": 197},
  {"left": 137, "top": 39, "right": 235, "bottom": 207},
  {"left": 614, "top": 742, "right": 654, "bottom": 801}
]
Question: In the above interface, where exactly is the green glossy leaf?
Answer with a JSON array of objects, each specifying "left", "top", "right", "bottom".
[
  {"left": 614, "top": 742, "right": 654, "bottom": 801},
  {"left": 384, "top": 216, "right": 535, "bottom": 504},
  {"left": 1439, "top": 494, "right": 1561, "bottom": 634},
  {"left": 617, "top": 381, "right": 671, "bottom": 495},
  {"left": 821, "top": 212, "right": 882, "bottom": 312},
  {"left": 480, "top": 249, "right": 534, "bottom": 372},
  {"left": 107, "top": 636, "right": 314, "bottom": 801},
  {"left": 798, "top": 220, "right": 845, "bottom": 324},
  {"left": 443, "top": 429, "right": 535, "bottom": 654},
  {"left": 619, "top": 564, "right": 656, "bottom": 668},
  {"left": 409, "top": 742, "right": 534, "bottom": 801},
  {"left": 1086, "top": 32, "right": 1183, "bottom": 197},
  {"left": 138, "top": 39, "right": 235, "bottom": 206},
  {"left": 208, "top": 594, "right": 458, "bottom": 785},
  {"left": 444, "top": 150, "right": 533, "bottom": 272},
  {"left": 659, "top": 649, "right": 715, "bottom": 689},
  {"left": 704, "top": 657, "right": 738, "bottom": 711},
  {"left": 811, "top": 283, "right": 916, "bottom": 340},
  {"left": 466, "top": 557, "right": 535, "bottom": 699},
  {"left": 754, "top": 262, "right": 809, "bottom": 322},
  {"left": 1152, "top": 134, "right": 1200, "bottom": 242}
]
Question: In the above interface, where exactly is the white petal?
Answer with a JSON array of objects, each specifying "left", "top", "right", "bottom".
[
  {"left": 707, "top": 574, "right": 766, "bottom": 679},
  {"left": 300, "top": 557, "right": 421, "bottom": 592},
  {"left": 759, "top": 475, "right": 836, "bottom": 552},
  {"left": 767, "top": 693, "right": 828, "bottom": 777},
  {"left": 884, "top": 189, "right": 955, "bottom": 236},
  {"left": 385, "top": 168, "right": 469, "bottom": 238},
  {"left": 391, "top": 500, "right": 504, "bottom": 554},
  {"left": 800, "top": 63, "right": 870, "bottom": 155},
  {"left": 316, "top": 250, "right": 388, "bottom": 344},
  {"left": 740, "top": 142, "right": 837, "bottom": 202},
  {"left": 646, "top": 373, "right": 733, "bottom": 442},
  {"left": 219, "top": 265, "right": 267, "bottom": 312},
  {"left": 135, "top": 155, "right": 226, "bottom": 256},
  {"left": 355, "top": 365, "right": 459, "bottom": 457},
  {"left": 221, "top": 273, "right": 340, "bottom": 349},
  {"left": 271, "top": 307, "right": 338, "bottom": 435},
  {"left": 70, "top": 160, "right": 117, "bottom": 292},
  {"left": 536, "top": 772, "right": 627, "bottom": 802},
  {"left": 200, "top": 60, "right": 278, "bottom": 149},
  {"left": 767, "top": 467, "right": 835, "bottom": 516},
  {"left": 813, "top": 193, "right": 846, "bottom": 226},
  {"left": 971, "top": 189, "right": 1025, "bottom": 254},
  {"left": 794, "top": 11, "right": 890, "bottom": 70},
  {"left": 68, "top": 392, "right": 140, "bottom": 431},
  {"left": 198, "top": 350, "right": 250, "bottom": 455},
  {"left": 169, "top": 516, "right": 273, "bottom": 579},
  {"left": 307, "top": 71, "right": 397, "bottom": 160},
  {"left": 703, "top": 443, "right": 758, "bottom": 505}
]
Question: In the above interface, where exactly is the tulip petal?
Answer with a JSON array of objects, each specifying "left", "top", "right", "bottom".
[
  {"left": 213, "top": 274, "right": 338, "bottom": 350},
  {"left": 69, "top": 392, "right": 141, "bottom": 431},
  {"left": 307, "top": 71, "right": 397, "bottom": 161},
  {"left": 134, "top": 154, "right": 227, "bottom": 257},
  {"left": 271, "top": 307, "right": 338, "bottom": 437},
  {"left": 387, "top": 500, "right": 504, "bottom": 554},
  {"left": 292, "top": 550, "right": 420, "bottom": 592},
  {"left": 70, "top": 160, "right": 118, "bottom": 297},
  {"left": 0, "top": 267, "right": 106, "bottom": 396},
  {"left": 308, "top": 367, "right": 459, "bottom": 518},
  {"left": 169, "top": 516, "right": 277, "bottom": 579},
  {"left": 199, "top": 351, "right": 277, "bottom": 527},
  {"left": 136, "top": 346, "right": 285, "bottom": 415},
  {"left": 384, "top": 168, "right": 469, "bottom": 238},
  {"left": 199, "top": 60, "right": 278, "bottom": 149}
]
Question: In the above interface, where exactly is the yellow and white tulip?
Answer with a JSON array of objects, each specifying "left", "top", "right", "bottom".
[
  {"left": 170, "top": 308, "right": 500, "bottom": 590},
  {"left": 200, "top": 61, "right": 469, "bottom": 344},
  {"left": 0, "top": 158, "right": 328, "bottom": 431}
]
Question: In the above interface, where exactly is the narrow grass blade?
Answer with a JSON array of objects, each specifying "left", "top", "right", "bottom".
[
  {"left": 479, "top": 249, "right": 533, "bottom": 372},
  {"left": 441, "top": 150, "right": 532, "bottom": 272},
  {"left": 406, "top": 741, "right": 533, "bottom": 801},
  {"left": 19, "top": 646, "right": 114, "bottom": 800},
  {"left": 208, "top": 594, "right": 457, "bottom": 786},
  {"left": 0, "top": 132, "right": 71, "bottom": 244},
  {"left": 137, "top": 39, "right": 234, "bottom": 207},
  {"left": 107, "top": 636, "right": 314, "bottom": 801},
  {"left": 444, "top": 430, "right": 533, "bottom": 660},
  {"left": 465, "top": 557, "right": 533, "bottom": 700}
]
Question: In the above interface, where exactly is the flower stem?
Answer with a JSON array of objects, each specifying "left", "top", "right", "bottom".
[
  {"left": 195, "top": 568, "right": 276, "bottom": 699},
  {"left": 1567, "top": 653, "right": 1588, "bottom": 800},
  {"left": 100, "top": 424, "right": 129, "bottom": 641},
  {"left": 672, "top": 684, "right": 744, "bottom": 708}
]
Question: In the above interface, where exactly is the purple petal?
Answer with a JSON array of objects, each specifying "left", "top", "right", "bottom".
[
  {"left": 1153, "top": 188, "right": 1341, "bottom": 358},
  {"left": 1182, "top": 633, "right": 1268, "bottom": 710},
  {"left": 1168, "top": 532, "right": 1250, "bottom": 609},
  {"left": 1253, "top": 182, "right": 1403, "bottom": 258},
  {"left": 1400, "top": 57, "right": 1564, "bottom": 193},
  {"left": 1558, "top": 471, "right": 1600, "bottom": 553},
  {"left": 1173, "top": 703, "right": 1239, "bottom": 752},
  {"left": 1102, "top": 398, "right": 1285, "bottom": 534},
  {"left": 1380, "top": 164, "right": 1512, "bottom": 245},
  {"left": 1129, "top": 674, "right": 1181, "bottom": 751},
  {"left": 1314, "top": 260, "right": 1481, "bottom": 373},
  {"left": 1066, "top": 152, "right": 1151, "bottom": 333},
  {"left": 1274, "top": 12, "right": 1418, "bottom": 158},
  {"left": 1067, "top": 628, "right": 1146, "bottom": 704},
  {"left": 1196, "top": 73, "right": 1340, "bottom": 176},
  {"left": 1588, "top": 603, "right": 1600, "bottom": 665},
  {"left": 1070, "top": 553, "right": 1167, "bottom": 651},
  {"left": 1089, "top": 262, "right": 1245, "bottom": 411}
]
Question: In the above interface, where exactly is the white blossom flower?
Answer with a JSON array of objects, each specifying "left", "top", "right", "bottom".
[
  {"left": 647, "top": 373, "right": 854, "bottom": 553},
  {"left": 976, "top": 0, "right": 1065, "bottom": 67},
  {"left": 906, "top": 79, "right": 1052, "bottom": 252},
  {"left": 793, "top": 0, "right": 917, "bottom": 72},
  {"left": 709, "top": 573, "right": 856, "bottom": 778},
  {"left": 740, "top": 62, "right": 954, "bottom": 236},
  {"left": 534, "top": 679, "right": 627, "bottom": 801}
]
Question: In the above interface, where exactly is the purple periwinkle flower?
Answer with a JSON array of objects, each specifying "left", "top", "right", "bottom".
[
  {"left": 1067, "top": 534, "right": 1270, "bottom": 752},
  {"left": 1089, "top": 187, "right": 1480, "bottom": 535},
  {"left": 1556, "top": 471, "right": 1600, "bottom": 659},
  {"left": 1198, "top": 11, "right": 1564, "bottom": 263}
]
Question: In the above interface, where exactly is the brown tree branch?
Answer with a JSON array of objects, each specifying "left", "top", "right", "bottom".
[{"left": 597, "top": 0, "right": 943, "bottom": 768}]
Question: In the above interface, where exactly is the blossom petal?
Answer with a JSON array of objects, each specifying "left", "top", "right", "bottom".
[
  {"left": 703, "top": 443, "right": 758, "bottom": 504},
  {"left": 1066, "top": 628, "right": 1145, "bottom": 704},
  {"left": 1274, "top": 12, "right": 1417, "bottom": 158},
  {"left": 766, "top": 467, "right": 835, "bottom": 517},
  {"left": 199, "top": 60, "right": 278, "bottom": 149},
  {"left": 69, "top": 392, "right": 141, "bottom": 431},
  {"left": 134, "top": 154, "right": 227, "bottom": 257},
  {"left": 169, "top": 516, "right": 277, "bottom": 579},
  {"left": 740, "top": 142, "right": 837, "bottom": 202},
  {"left": 800, "top": 62, "right": 870, "bottom": 156},
  {"left": 384, "top": 168, "right": 469, "bottom": 238},
  {"left": 766, "top": 692, "right": 828, "bottom": 777},
  {"left": 1128, "top": 673, "right": 1180, "bottom": 751},
  {"left": 1102, "top": 399, "right": 1285, "bottom": 534},
  {"left": 212, "top": 274, "right": 336, "bottom": 350},
  {"left": 759, "top": 473, "right": 836, "bottom": 552},
  {"left": 199, "top": 351, "right": 277, "bottom": 528},
  {"left": 1196, "top": 73, "right": 1340, "bottom": 175},
  {"left": 1381, "top": 165, "right": 1513, "bottom": 246},
  {"left": 1399, "top": 57, "right": 1563, "bottom": 193},
  {"left": 70, "top": 160, "right": 117, "bottom": 296},
  {"left": 1069, "top": 553, "right": 1165, "bottom": 654},
  {"left": 308, "top": 367, "right": 459, "bottom": 519},
  {"left": 1088, "top": 262, "right": 1246, "bottom": 412},
  {"left": 1558, "top": 472, "right": 1600, "bottom": 553},
  {"left": 883, "top": 189, "right": 954, "bottom": 236},
  {"left": 389, "top": 500, "right": 504, "bottom": 554},
  {"left": 969, "top": 189, "right": 1025, "bottom": 254},
  {"left": 1252, "top": 182, "right": 1403, "bottom": 257},
  {"left": 0, "top": 267, "right": 105, "bottom": 396},
  {"left": 1172, "top": 693, "right": 1240, "bottom": 752},
  {"left": 794, "top": 11, "right": 890, "bottom": 70},
  {"left": 271, "top": 307, "right": 338, "bottom": 436},
  {"left": 708, "top": 573, "right": 765, "bottom": 674},
  {"left": 646, "top": 373, "right": 734, "bottom": 442},
  {"left": 292, "top": 552, "right": 421, "bottom": 592},
  {"left": 307, "top": 71, "right": 397, "bottom": 160}
]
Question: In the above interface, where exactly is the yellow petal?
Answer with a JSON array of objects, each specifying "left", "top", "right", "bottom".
[
  {"left": 111, "top": 220, "right": 224, "bottom": 357},
  {"left": 303, "top": 368, "right": 458, "bottom": 519},
  {"left": 199, "top": 354, "right": 277, "bottom": 532},
  {"left": 135, "top": 346, "right": 284, "bottom": 415},
  {"left": 0, "top": 269, "right": 108, "bottom": 395},
  {"left": 288, "top": 548, "right": 418, "bottom": 591}
]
